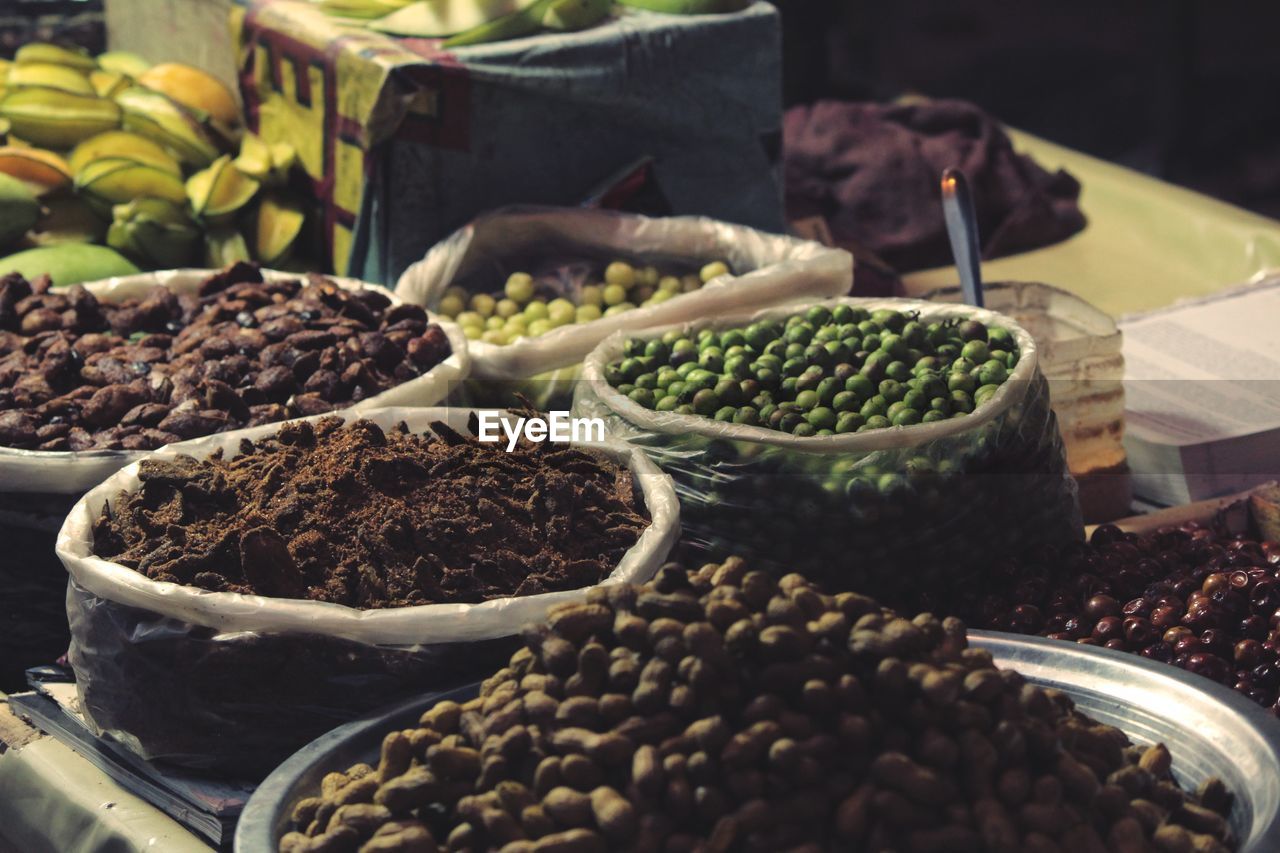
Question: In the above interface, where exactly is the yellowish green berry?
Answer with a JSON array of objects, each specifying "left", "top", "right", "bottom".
[{"left": 604, "top": 261, "right": 636, "bottom": 289}]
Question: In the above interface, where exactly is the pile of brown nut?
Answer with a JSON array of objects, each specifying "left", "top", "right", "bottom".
[
  {"left": 0, "top": 262, "right": 451, "bottom": 451},
  {"left": 281, "top": 559, "right": 1237, "bottom": 853}
]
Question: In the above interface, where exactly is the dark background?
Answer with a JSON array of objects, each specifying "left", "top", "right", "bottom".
[
  {"left": 779, "top": 0, "right": 1280, "bottom": 219},
  {"left": 3, "top": 0, "right": 1279, "bottom": 219}
]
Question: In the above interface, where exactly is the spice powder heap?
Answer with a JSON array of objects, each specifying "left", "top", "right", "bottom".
[{"left": 92, "top": 416, "right": 652, "bottom": 607}]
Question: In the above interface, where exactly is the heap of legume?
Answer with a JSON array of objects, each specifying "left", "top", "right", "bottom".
[
  {"left": 960, "top": 521, "right": 1280, "bottom": 716},
  {"left": 437, "top": 260, "right": 732, "bottom": 346},
  {"left": 604, "top": 304, "right": 1020, "bottom": 436},
  {"left": 280, "top": 558, "right": 1235, "bottom": 853}
]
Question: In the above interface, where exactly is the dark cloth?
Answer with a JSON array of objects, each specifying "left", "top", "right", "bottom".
[{"left": 784, "top": 99, "right": 1087, "bottom": 273}]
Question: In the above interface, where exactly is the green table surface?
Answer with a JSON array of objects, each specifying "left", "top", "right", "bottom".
[{"left": 903, "top": 130, "right": 1280, "bottom": 318}]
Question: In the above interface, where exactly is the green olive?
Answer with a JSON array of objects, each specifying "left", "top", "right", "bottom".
[
  {"left": 860, "top": 396, "right": 888, "bottom": 418},
  {"left": 902, "top": 389, "right": 929, "bottom": 411},
  {"left": 815, "top": 376, "right": 842, "bottom": 404},
  {"left": 885, "top": 361, "right": 912, "bottom": 382},
  {"left": 878, "top": 379, "right": 905, "bottom": 403},
  {"left": 795, "top": 389, "right": 820, "bottom": 410},
  {"left": 836, "top": 411, "right": 864, "bottom": 433},
  {"left": 832, "top": 390, "right": 859, "bottom": 412},
  {"left": 807, "top": 406, "right": 836, "bottom": 430},
  {"left": 845, "top": 374, "right": 875, "bottom": 398},
  {"left": 961, "top": 339, "right": 990, "bottom": 363},
  {"left": 629, "top": 388, "right": 655, "bottom": 408},
  {"left": 978, "top": 360, "right": 1008, "bottom": 386},
  {"left": 948, "top": 372, "right": 977, "bottom": 394}
]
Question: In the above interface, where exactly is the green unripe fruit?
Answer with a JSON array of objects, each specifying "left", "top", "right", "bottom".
[
  {"left": 836, "top": 412, "right": 864, "bottom": 433},
  {"left": 628, "top": 388, "right": 655, "bottom": 407},
  {"left": 860, "top": 396, "right": 888, "bottom": 419},
  {"left": 974, "top": 384, "right": 1000, "bottom": 407},
  {"left": 845, "top": 374, "right": 875, "bottom": 398},
  {"left": 961, "top": 339, "right": 990, "bottom": 364},
  {"left": 832, "top": 391, "right": 859, "bottom": 412},
  {"left": 885, "top": 361, "right": 912, "bottom": 382},
  {"left": 807, "top": 406, "right": 836, "bottom": 430},
  {"left": 878, "top": 379, "right": 904, "bottom": 404}
]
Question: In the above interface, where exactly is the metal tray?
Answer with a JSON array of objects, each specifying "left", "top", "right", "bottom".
[{"left": 236, "top": 634, "right": 1280, "bottom": 853}]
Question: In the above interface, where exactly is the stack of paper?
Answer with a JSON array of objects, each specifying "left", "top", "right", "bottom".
[{"left": 1121, "top": 276, "right": 1280, "bottom": 505}]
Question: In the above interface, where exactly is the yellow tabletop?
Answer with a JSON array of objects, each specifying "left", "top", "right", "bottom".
[
  {"left": 903, "top": 130, "right": 1280, "bottom": 318},
  {"left": 0, "top": 697, "right": 212, "bottom": 853}
]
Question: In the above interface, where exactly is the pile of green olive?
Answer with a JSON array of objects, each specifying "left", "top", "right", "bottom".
[
  {"left": 437, "top": 259, "right": 732, "bottom": 345},
  {"left": 603, "top": 303, "right": 1020, "bottom": 436},
  {"left": 583, "top": 301, "right": 1081, "bottom": 610}
]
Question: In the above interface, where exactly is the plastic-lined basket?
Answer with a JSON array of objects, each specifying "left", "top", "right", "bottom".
[
  {"left": 394, "top": 206, "right": 852, "bottom": 408},
  {"left": 55, "top": 406, "right": 679, "bottom": 774},
  {"left": 573, "top": 296, "right": 1082, "bottom": 613}
]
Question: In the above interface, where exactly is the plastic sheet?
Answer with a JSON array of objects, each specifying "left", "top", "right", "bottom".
[
  {"left": 0, "top": 269, "right": 471, "bottom": 495},
  {"left": 394, "top": 206, "right": 852, "bottom": 404},
  {"left": 56, "top": 407, "right": 680, "bottom": 774},
  {"left": 573, "top": 297, "right": 1082, "bottom": 613},
  {"left": 924, "top": 281, "right": 1130, "bottom": 522}
]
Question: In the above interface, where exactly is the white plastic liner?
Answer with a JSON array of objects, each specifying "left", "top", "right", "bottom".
[
  {"left": 57, "top": 406, "right": 680, "bottom": 646},
  {"left": 0, "top": 269, "right": 470, "bottom": 495}
]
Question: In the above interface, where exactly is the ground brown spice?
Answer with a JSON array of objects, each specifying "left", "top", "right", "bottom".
[{"left": 92, "top": 416, "right": 651, "bottom": 607}]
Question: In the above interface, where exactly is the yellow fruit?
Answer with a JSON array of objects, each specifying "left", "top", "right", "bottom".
[
  {"left": 319, "top": 0, "right": 414, "bottom": 18},
  {"left": 138, "top": 63, "right": 239, "bottom": 128},
  {"left": 233, "top": 131, "right": 271, "bottom": 181},
  {"left": 89, "top": 69, "right": 130, "bottom": 98},
  {"left": 253, "top": 191, "right": 305, "bottom": 264},
  {"left": 0, "top": 146, "right": 71, "bottom": 195},
  {"left": 116, "top": 87, "right": 220, "bottom": 167},
  {"left": 204, "top": 225, "right": 251, "bottom": 267},
  {"left": 14, "top": 43, "right": 97, "bottom": 72},
  {"left": 68, "top": 130, "right": 181, "bottom": 176},
  {"left": 7, "top": 63, "right": 94, "bottom": 96},
  {"left": 0, "top": 173, "right": 40, "bottom": 249},
  {"left": 96, "top": 51, "right": 151, "bottom": 79},
  {"left": 0, "top": 88, "right": 121, "bottom": 149},
  {"left": 0, "top": 243, "right": 139, "bottom": 286},
  {"left": 76, "top": 157, "right": 188, "bottom": 212},
  {"left": 186, "top": 154, "right": 259, "bottom": 220},
  {"left": 269, "top": 142, "right": 297, "bottom": 179},
  {"left": 27, "top": 191, "right": 106, "bottom": 246}
]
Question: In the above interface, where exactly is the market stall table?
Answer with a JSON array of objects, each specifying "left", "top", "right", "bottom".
[
  {"left": 904, "top": 130, "right": 1280, "bottom": 317},
  {"left": 0, "top": 695, "right": 212, "bottom": 853}
]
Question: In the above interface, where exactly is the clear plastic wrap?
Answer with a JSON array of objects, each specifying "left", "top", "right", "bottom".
[
  {"left": 572, "top": 297, "right": 1082, "bottom": 614},
  {"left": 0, "top": 269, "right": 471, "bottom": 495},
  {"left": 394, "top": 206, "right": 852, "bottom": 406},
  {"left": 55, "top": 407, "right": 680, "bottom": 775}
]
